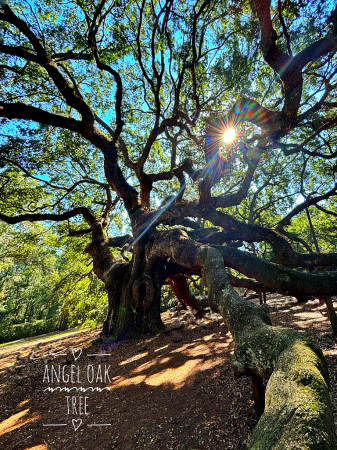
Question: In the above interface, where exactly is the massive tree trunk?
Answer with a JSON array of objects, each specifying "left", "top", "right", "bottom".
[
  {"left": 85, "top": 216, "right": 337, "bottom": 449},
  {"left": 86, "top": 233, "right": 166, "bottom": 338}
]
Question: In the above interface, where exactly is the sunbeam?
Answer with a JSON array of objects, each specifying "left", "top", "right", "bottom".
[{"left": 102, "top": 182, "right": 187, "bottom": 280}]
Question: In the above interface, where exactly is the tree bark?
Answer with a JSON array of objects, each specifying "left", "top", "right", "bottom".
[
  {"left": 167, "top": 273, "right": 205, "bottom": 316},
  {"left": 324, "top": 295, "right": 337, "bottom": 337},
  {"left": 87, "top": 228, "right": 167, "bottom": 339}
]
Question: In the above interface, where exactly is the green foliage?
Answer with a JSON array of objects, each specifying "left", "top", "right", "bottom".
[
  {"left": 0, "top": 0, "right": 336, "bottom": 340},
  {"left": 0, "top": 222, "right": 107, "bottom": 342},
  {"left": 160, "top": 285, "right": 177, "bottom": 311},
  {"left": 0, "top": 318, "right": 60, "bottom": 343}
]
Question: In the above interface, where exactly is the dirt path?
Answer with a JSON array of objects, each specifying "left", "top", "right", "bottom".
[{"left": 0, "top": 294, "right": 336, "bottom": 450}]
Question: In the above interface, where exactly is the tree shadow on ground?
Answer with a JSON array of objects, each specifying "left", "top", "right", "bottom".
[{"left": 0, "top": 294, "right": 336, "bottom": 450}]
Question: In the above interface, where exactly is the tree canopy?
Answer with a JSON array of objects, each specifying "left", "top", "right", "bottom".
[
  {"left": 1, "top": 0, "right": 337, "bottom": 312},
  {"left": 1, "top": 0, "right": 337, "bottom": 447}
]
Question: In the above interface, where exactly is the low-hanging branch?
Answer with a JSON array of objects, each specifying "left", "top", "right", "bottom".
[
  {"left": 0, "top": 207, "right": 95, "bottom": 226},
  {"left": 157, "top": 202, "right": 337, "bottom": 268},
  {"left": 216, "top": 245, "right": 337, "bottom": 296},
  {"left": 147, "top": 228, "right": 337, "bottom": 448}
]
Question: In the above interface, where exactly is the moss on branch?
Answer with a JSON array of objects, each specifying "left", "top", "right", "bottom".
[
  {"left": 249, "top": 339, "right": 336, "bottom": 449},
  {"left": 150, "top": 230, "right": 337, "bottom": 449}
]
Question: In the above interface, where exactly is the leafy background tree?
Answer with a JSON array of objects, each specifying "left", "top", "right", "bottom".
[{"left": 0, "top": 220, "right": 109, "bottom": 341}]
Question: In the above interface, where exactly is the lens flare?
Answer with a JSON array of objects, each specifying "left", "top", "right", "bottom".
[{"left": 222, "top": 127, "right": 237, "bottom": 144}]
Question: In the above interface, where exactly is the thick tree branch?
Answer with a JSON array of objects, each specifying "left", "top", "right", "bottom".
[
  {"left": 68, "top": 228, "right": 92, "bottom": 237},
  {"left": 0, "top": 43, "right": 40, "bottom": 62},
  {"left": 217, "top": 245, "right": 337, "bottom": 296},
  {"left": 52, "top": 51, "right": 93, "bottom": 62},
  {"left": 277, "top": 0, "right": 292, "bottom": 56},
  {"left": 294, "top": 35, "right": 337, "bottom": 70},
  {"left": 1, "top": 4, "right": 95, "bottom": 126},
  {"left": 0, "top": 207, "right": 95, "bottom": 226},
  {"left": 228, "top": 273, "right": 267, "bottom": 293},
  {"left": 252, "top": 0, "right": 337, "bottom": 132},
  {"left": 0, "top": 101, "right": 83, "bottom": 131},
  {"left": 106, "top": 234, "right": 133, "bottom": 248},
  {"left": 276, "top": 184, "right": 337, "bottom": 228},
  {"left": 153, "top": 201, "right": 337, "bottom": 268},
  {"left": 148, "top": 229, "right": 336, "bottom": 448}
]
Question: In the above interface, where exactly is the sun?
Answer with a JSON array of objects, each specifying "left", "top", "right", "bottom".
[{"left": 222, "top": 127, "right": 237, "bottom": 144}]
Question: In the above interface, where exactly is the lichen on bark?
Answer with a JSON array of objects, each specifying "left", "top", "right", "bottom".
[{"left": 249, "top": 339, "right": 336, "bottom": 449}]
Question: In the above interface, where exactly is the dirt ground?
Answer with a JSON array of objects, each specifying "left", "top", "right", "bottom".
[{"left": 0, "top": 294, "right": 336, "bottom": 450}]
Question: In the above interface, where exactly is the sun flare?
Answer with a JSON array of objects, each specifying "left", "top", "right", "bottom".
[{"left": 222, "top": 127, "right": 237, "bottom": 144}]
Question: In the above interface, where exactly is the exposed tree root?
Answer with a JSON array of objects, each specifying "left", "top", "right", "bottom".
[{"left": 150, "top": 229, "right": 337, "bottom": 449}]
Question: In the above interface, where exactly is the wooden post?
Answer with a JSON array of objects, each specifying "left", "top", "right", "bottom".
[
  {"left": 251, "top": 373, "right": 265, "bottom": 414},
  {"left": 324, "top": 295, "right": 337, "bottom": 336}
]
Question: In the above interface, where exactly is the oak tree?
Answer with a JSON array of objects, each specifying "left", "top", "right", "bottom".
[{"left": 1, "top": 0, "right": 337, "bottom": 447}]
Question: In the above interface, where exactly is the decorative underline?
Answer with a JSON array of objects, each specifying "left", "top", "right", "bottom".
[
  {"left": 43, "top": 424, "right": 67, "bottom": 426},
  {"left": 43, "top": 423, "right": 111, "bottom": 426},
  {"left": 87, "top": 424, "right": 111, "bottom": 426},
  {"left": 45, "top": 353, "right": 111, "bottom": 356}
]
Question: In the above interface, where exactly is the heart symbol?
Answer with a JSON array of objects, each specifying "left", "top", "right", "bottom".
[
  {"left": 72, "top": 418, "right": 82, "bottom": 431},
  {"left": 72, "top": 348, "right": 82, "bottom": 361}
]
